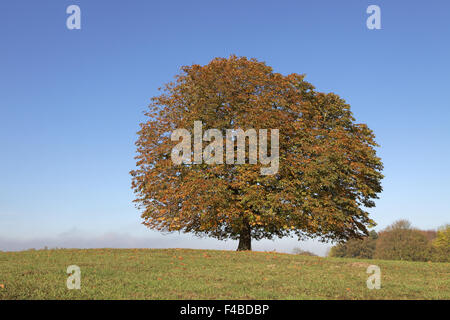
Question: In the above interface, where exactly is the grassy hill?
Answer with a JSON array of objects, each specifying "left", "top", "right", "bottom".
[{"left": 0, "top": 248, "right": 448, "bottom": 299}]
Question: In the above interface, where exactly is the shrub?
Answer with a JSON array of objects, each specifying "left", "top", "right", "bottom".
[
  {"left": 374, "top": 221, "right": 432, "bottom": 262},
  {"left": 419, "top": 230, "right": 437, "bottom": 242},
  {"left": 329, "top": 230, "right": 378, "bottom": 259},
  {"left": 432, "top": 224, "right": 450, "bottom": 262}
]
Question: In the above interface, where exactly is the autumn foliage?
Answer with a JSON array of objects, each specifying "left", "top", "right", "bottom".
[
  {"left": 329, "top": 230, "right": 378, "bottom": 259},
  {"left": 432, "top": 224, "right": 450, "bottom": 262},
  {"left": 374, "top": 220, "right": 434, "bottom": 262},
  {"left": 131, "top": 56, "right": 384, "bottom": 250},
  {"left": 330, "top": 219, "right": 449, "bottom": 262}
]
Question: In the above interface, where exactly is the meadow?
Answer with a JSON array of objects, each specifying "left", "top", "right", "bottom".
[{"left": 0, "top": 248, "right": 448, "bottom": 300}]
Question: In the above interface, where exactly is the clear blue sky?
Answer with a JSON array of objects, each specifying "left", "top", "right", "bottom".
[{"left": 1, "top": 0, "right": 449, "bottom": 253}]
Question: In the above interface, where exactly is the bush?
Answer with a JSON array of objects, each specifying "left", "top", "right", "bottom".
[
  {"left": 419, "top": 230, "right": 437, "bottom": 242},
  {"left": 432, "top": 224, "right": 450, "bottom": 262},
  {"left": 329, "top": 220, "right": 448, "bottom": 262},
  {"left": 329, "top": 230, "right": 378, "bottom": 259},
  {"left": 328, "top": 243, "right": 347, "bottom": 258},
  {"left": 374, "top": 221, "right": 432, "bottom": 262}
]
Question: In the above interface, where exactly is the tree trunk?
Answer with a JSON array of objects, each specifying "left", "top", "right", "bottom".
[{"left": 237, "top": 222, "right": 252, "bottom": 251}]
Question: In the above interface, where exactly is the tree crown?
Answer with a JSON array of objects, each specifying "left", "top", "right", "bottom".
[{"left": 131, "top": 55, "right": 384, "bottom": 249}]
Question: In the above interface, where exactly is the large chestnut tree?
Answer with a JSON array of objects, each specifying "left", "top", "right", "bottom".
[{"left": 131, "top": 56, "right": 383, "bottom": 251}]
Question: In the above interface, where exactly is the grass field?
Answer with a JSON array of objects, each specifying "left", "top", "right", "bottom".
[{"left": 0, "top": 248, "right": 448, "bottom": 300}]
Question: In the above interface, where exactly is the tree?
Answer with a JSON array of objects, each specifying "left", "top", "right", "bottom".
[
  {"left": 374, "top": 220, "right": 432, "bottom": 261},
  {"left": 432, "top": 224, "right": 450, "bottom": 262},
  {"left": 131, "top": 55, "right": 384, "bottom": 251},
  {"left": 329, "top": 230, "right": 378, "bottom": 259},
  {"left": 383, "top": 219, "right": 411, "bottom": 231},
  {"left": 419, "top": 229, "right": 437, "bottom": 242}
]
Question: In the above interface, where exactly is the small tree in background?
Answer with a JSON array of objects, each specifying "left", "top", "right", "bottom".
[
  {"left": 329, "top": 230, "right": 378, "bottom": 259},
  {"left": 432, "top": 224, "right": 450, "bottom": 262},
  {"left": 419, "top": 229, "right": 437, "bottom": 242},
  {"left": 374, "top": 220, "right": 432, "bottom": 262},
  {"left": 383, "top": 219, "right": 411, "bottom": 231},
  {"left": 328, "top": 242, "right": 348, "bottom": 258}
]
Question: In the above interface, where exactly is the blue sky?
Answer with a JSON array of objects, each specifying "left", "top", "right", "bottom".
[{"left": 1, "top": 0, "right": 449, "bottom": 254}]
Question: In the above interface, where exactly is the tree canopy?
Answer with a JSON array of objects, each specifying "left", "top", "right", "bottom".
[
  {"left": 329, "top": 230, "right": 378, "bottom": 259},
  {"left": 432, "top": 224, "right": 450, "bottom": 262},
  {"left": 131, "top": 55, "right": 383, "bottom": 250},
  {"left": 373, "top": 220, "right": 434, "bottom": 262}
]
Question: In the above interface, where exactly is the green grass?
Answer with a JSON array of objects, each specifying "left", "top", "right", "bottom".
[{"left": 0, "top": 248, "right": 448, "bottom": 299}]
